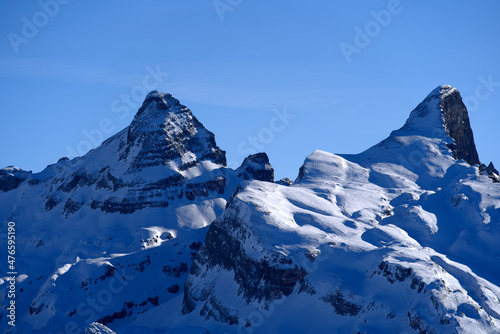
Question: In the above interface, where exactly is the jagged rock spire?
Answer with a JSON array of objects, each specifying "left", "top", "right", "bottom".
[
  {"left": 397, "top": 85, "right": 480, "bottom": 165},
  {"left": 122, "top": 91, "right": 226, "bottom": 170},
  {"left": 237, "top": 153, "right": 274, "bottom": 182},
  {"left": 439, "top": 85, "right": 480, "bottom": 165}
]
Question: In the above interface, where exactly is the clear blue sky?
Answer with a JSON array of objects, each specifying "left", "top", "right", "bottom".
[{"left": 1, "top": 1, "right": 499, "bottom": 180}]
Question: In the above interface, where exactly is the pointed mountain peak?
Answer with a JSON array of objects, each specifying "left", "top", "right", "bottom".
[
  {"left": 131, "top": 91, "right": 185, "bottom": 131},
  {"left": 397, "top": 85, "right": 460, "bottom": 135},
  {"left": 141, "top": 90, "right": 179, "bottom": 110},
  {"left": 237, "top": 152, "right": 274, "bottom": 182},
  {"left": 145, "top": 89, "right": 167, "bottom": 99},
  {"left": 393, "top": 85, "right": 480, "bottom": 165},
  {"left": 426, "top": 84, "right": 458, "bottom": 99},
  {"left": 122, "top": 91, "right": 226, "bottom": 170},
  {"left": 480, "top": 161, "right": 500, "bottom": 183}
]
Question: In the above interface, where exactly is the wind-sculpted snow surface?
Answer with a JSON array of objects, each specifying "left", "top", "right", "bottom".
[
  {"left": 177, "top": 86, "right": 500, "bottom": 333},
  {"left": 1, "top": 86, "right": 499, "bottom": 333},
  {"left": 180, "top": 153, "right": 500, "bottom": 333}
]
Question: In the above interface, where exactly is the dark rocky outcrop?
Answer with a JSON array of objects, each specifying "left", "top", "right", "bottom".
[
  {"left": 122, "top": 91, "right": 226, "bottom": 170},
  {"left": 184, "top": 177, "right": 226, "bottom": 201},
  {"left": 277, "top": 177, "right": 293, "bottom": 186},
  {"left": 439, "top": 87, "right": 480, "bottom": 166},
  {"left": 45, "top": 195, "right": 62, "bottom": 211},
  {"left": 182, "top": 205, "right": 311, "bottom": 318},
  {"left": 162, "top": 262, "right": 188, "bottom": 278},
  {"left": 480, "top": 161, "right": 500, "bottom": 183},
  {"left": 0, "top": 167, "right": 30, "bottom": 192},
  {"left": 322, "top": 290, "right": 362, "bottom": 316},
  {"left": 96, "top": 308, "right": 127, "bottom": 326},
  {"left": 408, "top": 309, "right": 438, "bottom": 334},
  {"left": 63, "top": 198, "right": 84, "bottom": 216},
  {"left": 89, "top": 198, "right": 169, "bottom": 214},
  {"left": 58, "top": 171, "right": 99, "bottom": 193},
  {"left": 395, "top": 85, "right": 481, "bottom": 166},
  {"left": 167, "top": 284, "right": 180, "bottom": 294},
  {"left": 0, "top": 91, "right": 276, "bottom": 223},
  {"left": 95, "top": 169, "right": 126, "bottom": 191},
  {"left": 237, "top": 152, "right": 274, "bottom": 182}
]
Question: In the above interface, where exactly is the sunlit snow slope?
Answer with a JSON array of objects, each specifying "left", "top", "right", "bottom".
[
  {"left": 174, "top": 85, "right": 500, "bottom": 334},
  {"left": 0, "top": 91, "right": 273, "bottom": 333}
]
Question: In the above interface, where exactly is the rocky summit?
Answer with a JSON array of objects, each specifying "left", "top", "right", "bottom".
[
  {"left": 124, "top": 90, "right": 226, "bottom": 170},
  {"left": 0, "top": 91, "right": 273, "bottom": 333},
  {"left": 1, "top": 86, "right": 499, "bottom": 334},
  {"left": 396, "top": 85, "right": 480, "bottom": 165}
]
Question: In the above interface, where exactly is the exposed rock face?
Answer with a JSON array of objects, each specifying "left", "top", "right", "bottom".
[
  {"left": 487, "top": 161, "right": 499, "bottom": 175},
  {"left": 2, "top": 86, "right": 499, "bottom": 333},
  {"left": 123, "top": 91, "right": 226, "bottom": 170},
  {"left": 181, "top": 154, "right": 500, "bottom": 332},
  {"left": 277, "top": 177, "right": 293, "bottom": 186},
  {"left": 480, "top": 161, "right": 500, "bottom": 182},
  {"left": 179, "top": 86, "right": 500, "bottom": 334},
  {"left": 15, "top": 90, "right": 235, "bottom": 217},
  {"left": 0, "top": 91, "right": 274, "bottom": 333},
  {"left": 439, "top": 86, "right": 480, "bottom": 166},
  {"left": 0, "top": 166, "right": 30, "bottom": 192},
  {"left": 237, "top": 152, "right": 274, "bottom": 182},
  {"left": 182, "top": 199, "right": 311, "bottom": 322},
  {"left": 398, "top": 85, "right": 480, "bottom": 166}
]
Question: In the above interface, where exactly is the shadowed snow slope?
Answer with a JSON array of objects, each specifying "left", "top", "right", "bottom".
[{"left": 1, "top": 86, "right": 499, "bottom": 334}]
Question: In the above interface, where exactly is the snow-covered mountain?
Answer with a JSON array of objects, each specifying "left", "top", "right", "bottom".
[
  {"left": 164, "top": 85, "right": 500, "bottom": 333},
  {"left": 1, "top": 85, "right": 500, "bottom": 333},
  {"left": 0, "top": 91, "right": 273, "bottom": 333}
]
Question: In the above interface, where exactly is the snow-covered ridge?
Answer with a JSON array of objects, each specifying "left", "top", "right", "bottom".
[
  {"left": 1, "top": 86, "right": 499, "bottom": 333},
  {"left": 179, "top": 85, "right": 500, "bottom": 333},
  {"left": 0, "top": 91, "right": 274, "bottom": 333}
]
